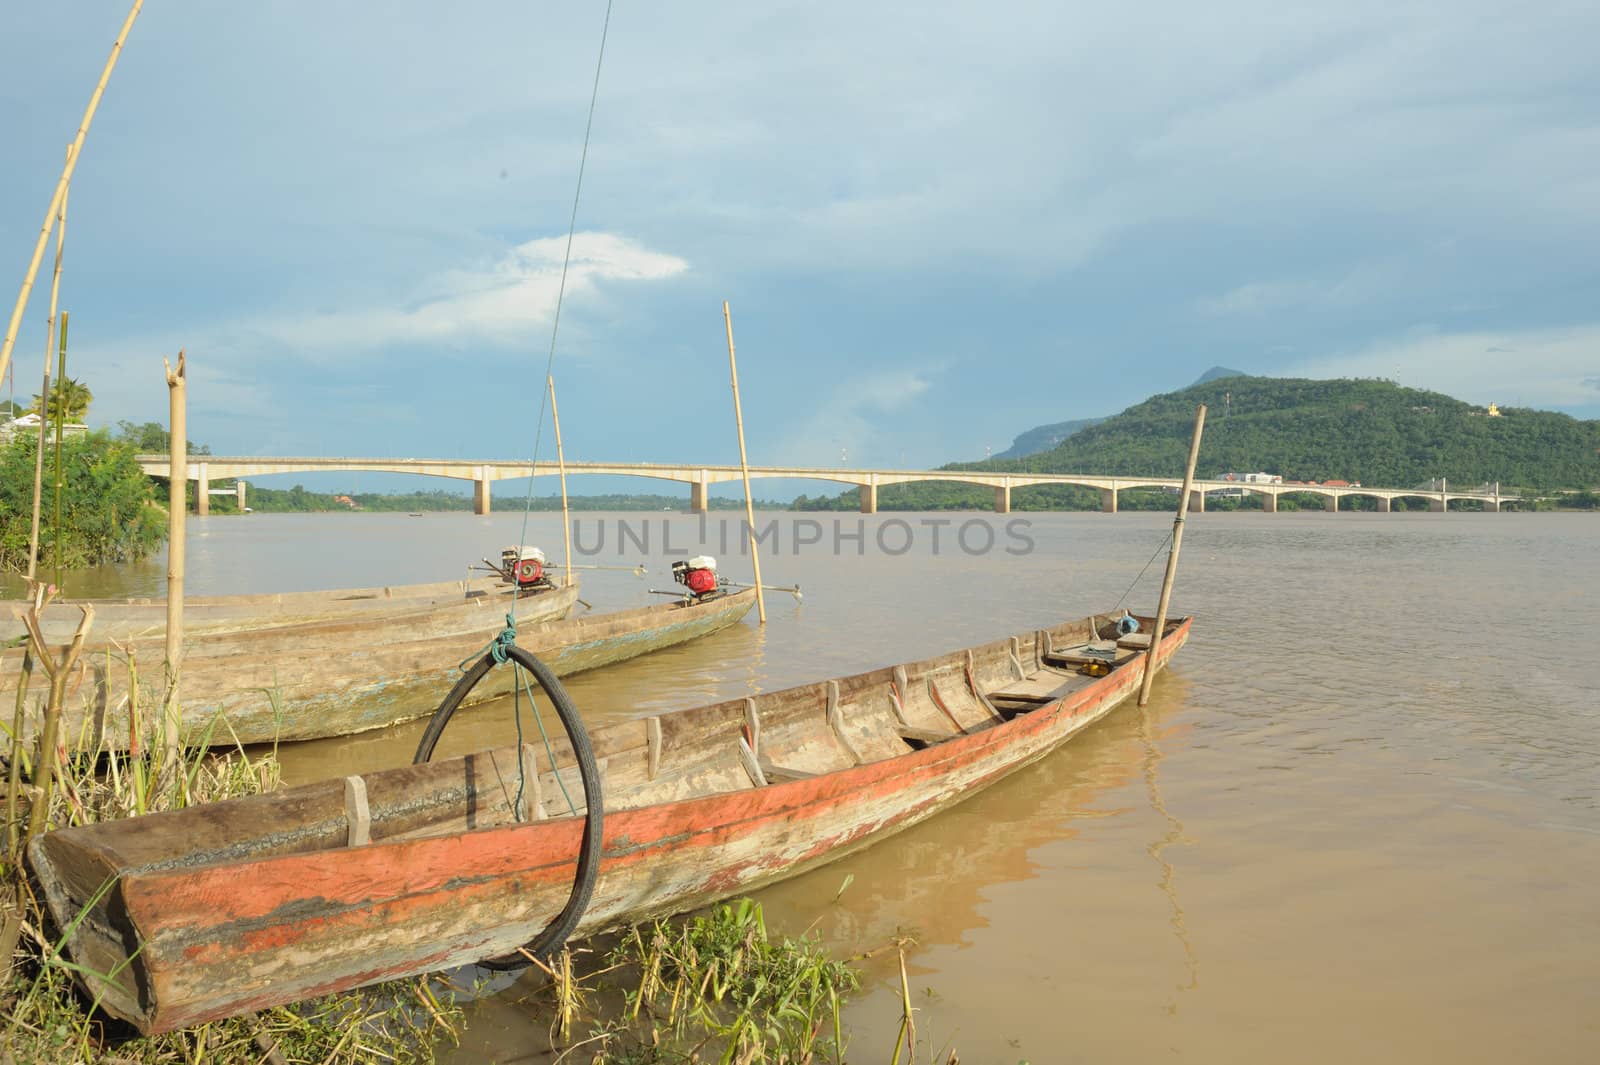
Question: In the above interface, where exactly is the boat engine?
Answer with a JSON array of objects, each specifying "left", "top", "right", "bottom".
[
  {"left": 501, "top": 545, "right": 551, "bottom": 591},
  {"left": 671, "top": 555, "right": 720, "bottom": 599}
]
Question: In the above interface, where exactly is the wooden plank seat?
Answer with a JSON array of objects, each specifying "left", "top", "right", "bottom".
[
  {"left": 897, "top": 726, "right": 956, "bottom": 749},
  {"left": 986, "top": 671, "right": 1096, "bottom": 713},
  {"left": 1116, "top": 632, "right": 1152, "bottom": 650},
  {"left": 758, "top": 759, "right": 817, "bottom": 783},
  {"left": 1044, "top": 643, "right": 1139, "bottom": 668}
]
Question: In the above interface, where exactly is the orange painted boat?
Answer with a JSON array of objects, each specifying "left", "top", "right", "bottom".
[{"left": 28, "top": 610, "right": 1192, "bottom": 1034}]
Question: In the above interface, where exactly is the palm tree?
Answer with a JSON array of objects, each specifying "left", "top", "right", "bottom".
[{"left": 30, "top": 376, "right": 93, "bottom": 421}]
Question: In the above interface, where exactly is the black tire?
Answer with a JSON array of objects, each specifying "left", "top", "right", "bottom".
[{"left": 413, "top": 645, "right": 603, "bottom": 970}]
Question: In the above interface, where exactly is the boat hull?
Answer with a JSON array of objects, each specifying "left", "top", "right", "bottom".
[
  {"left": 4, "top": 588, "right": 754, "bottom": 748},
  {"left": 2, "top": 575, "right": 515, "bottom": 644},
  {"left": 28, "top": 611, "right": 1188, "bottom": 1033}
]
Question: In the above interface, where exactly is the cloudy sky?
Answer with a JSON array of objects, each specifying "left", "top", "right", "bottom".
[{"left": 3, "top": 2, "right": 1597, "bottom": 495}]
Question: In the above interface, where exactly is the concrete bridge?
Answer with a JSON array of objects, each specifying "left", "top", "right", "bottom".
[{"left": 135, "top": 456, "right": 1519, "bottom": 516}]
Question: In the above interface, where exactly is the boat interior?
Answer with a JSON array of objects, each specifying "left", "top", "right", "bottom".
[{"left": 39, "top": 612, "right": 1178, "bottom": 876}]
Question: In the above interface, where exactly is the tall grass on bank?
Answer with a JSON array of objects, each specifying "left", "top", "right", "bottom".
[
  {"left": 2, "top": 612, "right": 462, "bottom": 1063},
  {"left": 481, "top": 899, "right": 861, "bottom": 1065}
]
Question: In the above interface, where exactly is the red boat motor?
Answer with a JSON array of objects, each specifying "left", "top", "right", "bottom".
[
  {"left": 501, "top": 545, "right": 549, "bottom": 590},
  {"left": 671, "top": 555, "right": 720, "bottom": 599}
]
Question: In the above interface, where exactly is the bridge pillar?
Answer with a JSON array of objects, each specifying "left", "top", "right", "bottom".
[
  {"left": 689, "top": 475, "right": 710, "bottom": 513},
  {"left": 474, "top": 470, "right": 492, "bottom": 515},
  {"left": 1429, "top": 496, "right": 1447, "bottom": 513},
  {"left": 236, "top": 480, "right": 247, "bottom": 512},
  {"left": 195, "top": 462, "right": 210, "bottom": 516},
  {"left": 859, "top": 482, "right": 878, "bottom": 514},
  {"left": 993, "top": 484, "right": 1011, "bottom": 514},
  {"left": 1187, "top": 489, "right": 1204, "bottom": 513},
  {"left": 1324, "top": 494, "right": 1338, "bottom": 513},
  {"left": 1260, "top": 491, "right": 1277, "bottom": 513},
  {"left": 1375, "top": 497, "right": 1390, "bottom": 512},
  {"left": 1483, "top": 499, "right": 1500, "bottom": 512},
  {"left": 1100, "top": 488, "right": 1118, "bottom": 514}
]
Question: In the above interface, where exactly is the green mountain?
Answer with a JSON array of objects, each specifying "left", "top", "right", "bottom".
[
  {"left": 793, "top": 375, "right": 1600, "bottom": 510},
  {"left": 962, "top": 376, "right": 1599, "bottom": 491}
]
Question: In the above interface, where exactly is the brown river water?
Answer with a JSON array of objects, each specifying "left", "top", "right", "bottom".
[{"left": 8, "top": 509, "right": 1598, "bottom": 1063}]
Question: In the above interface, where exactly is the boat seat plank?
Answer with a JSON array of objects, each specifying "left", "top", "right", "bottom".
[
  {"left": 1116, "top": 632, "right": 1152, "bottom": 650},
  {"left": 1044, "top": 644, "right": 1138, "bottom": 668},
  {"left": 758, "top": 759, "right": 817, "bottom": 783},
  {"left": 897, "top": 726, "right": 955, "bottom": 749},
  {"left": 987, "top": 672, "right": 1094, "bottom": 707}
]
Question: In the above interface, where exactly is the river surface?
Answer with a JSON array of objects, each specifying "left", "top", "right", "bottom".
[{"left": 9, "top": 510, "right": 1599, "bottom": 1063}]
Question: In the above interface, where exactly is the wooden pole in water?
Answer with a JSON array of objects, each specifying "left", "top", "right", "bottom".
[
  {"left": 723, "top": 302, "right": 766, "bottom": 624},
  {"left": 548, "top": 375, "right": 573, "bottom": 580},
  {"left": 0, "top": 0, "right": 144, "bottom": 394},
  {"left": 1139, "top": 404, "right": 1206, "bottom": 707},
  {"left": 27, "top": 149, "right": 71, "bottom": 580},
  {"left": 161, "top": 351, "right": 187, "bottom": 777}
]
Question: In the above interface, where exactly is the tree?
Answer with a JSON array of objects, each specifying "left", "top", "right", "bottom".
[
  {"left": 114, "top": 419, "right": 211, "bottom": 455},
  {"left": 29, "top": 376, "right": 93, "bottom": 422},
  {"left": 0, "top": 430, "right": 167, "bottom": 573}
]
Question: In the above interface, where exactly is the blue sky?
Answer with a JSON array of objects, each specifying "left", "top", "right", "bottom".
[{"left": 3, "top": 2, "right": 1597, "bottom": 497}]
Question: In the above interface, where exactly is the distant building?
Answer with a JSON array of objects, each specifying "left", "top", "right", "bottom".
[
  {"left": 1217, "top": 471, "right": 1282, "bottom": 484},
  {"left": 0, "top": 412, "right": 89, "bottom": 443}
]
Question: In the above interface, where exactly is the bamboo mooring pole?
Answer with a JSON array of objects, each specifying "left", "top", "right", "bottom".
[
  {"left": 27, "top": 148, "right": 71, "bottom": 580},
  {"left": 548, "top": 375, "right": 574, "bottom": 580},
  {"left": 0, "top": 0, "right": 144, "bottom": 394},
  {"left": 1139, "top": 403, "right": 1207, "bottom": 708},
  {"left": 50, "top": 314, "right": 69, "bottom": 592},
  {"left": 161, "top": 351, "right": 187, "bottom": 777},
  {"left": 722, "top": 302, "right": 766, "bottom": 624}
]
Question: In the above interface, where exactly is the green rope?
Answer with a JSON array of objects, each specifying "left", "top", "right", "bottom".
[
  {"left": 458, "top": 613, "right": 520, "bottom": 670},
  {"left": 512, "top": 663, "right": 578, "bottom": 816}
]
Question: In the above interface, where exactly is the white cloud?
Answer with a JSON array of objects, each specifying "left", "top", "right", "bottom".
[
  {"left": 62, "top": 231, "right": 687, "bottom": 434},
  {"left": 1288, "top": 325, "right": 1600, "bottom": 410},
  {"left": 257, "top": 232, "right": 688, "bottom": 355}
]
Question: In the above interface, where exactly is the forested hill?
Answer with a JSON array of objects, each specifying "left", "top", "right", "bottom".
[{"left": 956, "top": 376, "right": 1600, "bottom": 491}]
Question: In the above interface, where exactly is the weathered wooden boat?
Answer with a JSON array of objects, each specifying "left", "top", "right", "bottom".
[
  {"left": 4, "top": 587, "right": 754, "bottom": 749},
  {"left": 3, "top": 573, "right": 538, "bottom": 645},
  {"left": 29, "top": 609, "right": 1190, "bottom": 1033}
]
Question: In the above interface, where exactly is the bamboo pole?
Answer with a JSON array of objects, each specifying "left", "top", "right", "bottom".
[
  {"left": 722, "top": 302, "right": 766, "bottom": 624},
  {"left": 27, "top": 149, "right": 71, "bottom": 580},
  {"left": 1139, "top": 404, "right": 1206, "bottom": 707},
  {"left": 0, "top": 0, "right": 145, "bottom": 393},
  {"left": 50, "top": 313, "right": 69, "bottom": 591},
  {"left": 548, "top": 375, "right": 574, "bottom": 581},
  {"left": 161, "top": 351, "right": 187, "bottom": 778}
]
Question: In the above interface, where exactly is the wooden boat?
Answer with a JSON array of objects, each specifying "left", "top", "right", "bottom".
[
  {"left": 4, "top": 587, "right": 754, "bottom": 749},
  {"left": 28, "top": 609, "right": 1190, "bottom": 1033},
  {"left": 2, "top": 573, "right": 528, "bottom": 644}
]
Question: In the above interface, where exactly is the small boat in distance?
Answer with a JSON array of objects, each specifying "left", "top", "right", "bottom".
[{"left": 29, "top": 608, "right": 1191, "bottom": 1033}]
